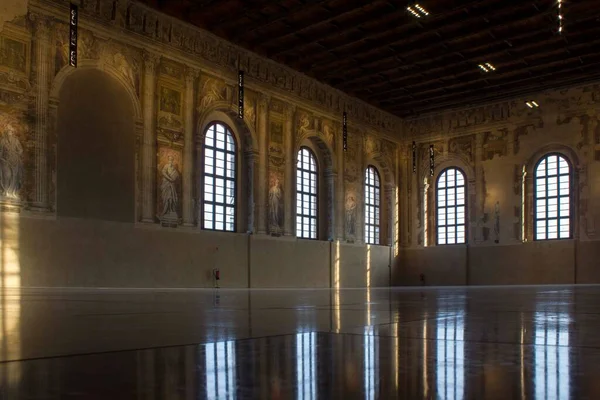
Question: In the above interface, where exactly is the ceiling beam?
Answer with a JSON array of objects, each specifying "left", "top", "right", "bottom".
[
  {"left": 284, "top": 0, "right": 490, "bottom": 62},
  {"left": 392, "top": 60, "right": 600, "bottom": 116},
  {"left": 336, "top": 18, "right": 555, "bottom": 89},
  {"left": 226, "top": 0, "right": 328, "bottom": 41},
  {"left": 268, "top": 1, "right": 399, "bottom": 57},
  {"left": 355, "top": 16, "right": 600, "bottom": 99},
  {"left": 252, "top": 0, "right": 379, "bottom": 48},
  {"left": 206, "top": 0, "right": 277, "bottom": 31},
  {"left": 378, "top": 44, "right": 600, "bottom": 108},
  {"left": 306, "top": 0, "right": 544, "bottom": 74}
]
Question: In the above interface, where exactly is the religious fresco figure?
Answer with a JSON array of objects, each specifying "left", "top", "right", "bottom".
[
  {"left": 0, "top": 122, "right": 23, "bottom": 199},
  {"left": 268, "top": 173, "right": 283, "bottom": 230},
  {"left": 199, "top": 79, "right": 223, "bottom": 110},
  {"left": 345, "top": 192, "right": 357, "bottom": 237},
  {"left": 160, "top": 155, "right": 180, "bottom": 216}
]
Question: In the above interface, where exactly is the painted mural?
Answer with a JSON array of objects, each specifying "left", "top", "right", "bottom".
[
  {"left": 157, "top": 147, "right": 182, "bottom": 224},
  {"left": 268, "top": 170, "right": 284, "bottom": 234},
  {"left": 0, "top": 112, "right": 23, "bottom": 200}
]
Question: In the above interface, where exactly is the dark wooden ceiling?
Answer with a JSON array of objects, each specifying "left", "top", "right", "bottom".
[{"left": 140, "top": 0, "right": 600, "bottom": 117}]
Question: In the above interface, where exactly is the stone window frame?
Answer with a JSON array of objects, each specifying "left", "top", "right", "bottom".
[
  {"left": 296, "top": 146, "right": 319, "bottom": 240},
  {"left": 421, "top": 156, "right": 475, "bottom": 247},
  {"left": 435, "top": 167, "right": 468, "bottom": 245},
  {"left": 364, "top": 165, "right": 382, "bottom": 245},
  {"left": 524, "top": 145, "right": 579, "bottom": 242},
  {"left": 201, "top": 121, "right": 238, "bottom": 232}
]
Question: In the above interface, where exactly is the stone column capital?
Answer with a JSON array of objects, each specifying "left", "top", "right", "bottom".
[
  {"left": 143, "top": 51, "right": 160, "bottom": 72},
  {"left": 284, "top": 104, "right": 296, "bottom": 119},
  {"left": 258, "top": 93, "right": 270, "bottom": 110},
  {"left": 184, "top": 67, "right": 200, "bottom": 85},
  {"left": 30, "top": 13, "right": 51, "bottom": 38}
]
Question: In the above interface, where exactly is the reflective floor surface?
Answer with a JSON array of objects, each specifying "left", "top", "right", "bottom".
[{"left": 0, "top": 285, "right": 597, "bottom": 399}]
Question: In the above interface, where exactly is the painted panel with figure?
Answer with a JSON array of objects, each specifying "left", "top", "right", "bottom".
[
  {"left": 157, "top": 147, "right": 182, "bottom": 225},
  {"left": 268, "top": 170, "right": 284, "bottom": 234},
  {"left": 0, "top": 111, "right": 24, "bottom": 203},
  {"left": 159, "top": 86, "right": 182, "bottom": 116},
  {"left": 0, "top": 36, "right": 26, "bottom": 73},
  {"left": 345, "top": 186, "right": 358, "bottom": 240}
]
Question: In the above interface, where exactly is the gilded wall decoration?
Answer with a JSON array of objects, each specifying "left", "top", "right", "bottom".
[
  {"left": 268, "top": 170, "right": 284, "bottom": 234},
  {"left": 322, "top": 120, "right": 336, "bottom": 150},
  {"left": 297, "top": 111, "right": 312, "bottom": 136},
  {"left": 449, "top": 135, "right": 474, "bottom": 163},
  {"left": 270, "top": 98, "right": 285, "bottom": 114},
  {"left": 156, "top": 146, "right": 182, "bottom": 224},
  {"left": 102, "top": 44, "right": 141, "bottom": 93},
  {"left": 0, "top": 111, "right": 24, "bottom": 201},
  {"left": 0, "top": 36, "right": 26, "bottom": 73},
  {"left": 198, "top": 77, "right": 225, "bottom": 111},
  {"left": 160, "top": 61, "right": 183, "bottom": 81},
  {"left": 483, "top": 130, "right": 508, "bottom": 161},
  {"left": 159, "top": 86, "right": 181, "bottom": 115},
  {"left": 344, "top": 132, "right": 361, "bottom": 183},
  {"left": 365, "top": 134, "right": 381, "bottom": 155},
  {"left": 270, "top": 121, "right": 283, "bottom": 145},
  {"left": 157, "top": 82, "right": 183, "bottom": 139},
  {"left": 55, "top": 25, "right": 98, "bottom": 74},
  {"left": 78, "top": 0, "right": 404, "bottom": 134},
  {"left": 243, "top": 89, "right": 256, "bottom": 127}
]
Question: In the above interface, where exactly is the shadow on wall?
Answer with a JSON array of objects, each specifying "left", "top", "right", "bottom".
[{"left": 56, "top": 68, "right": 135, "bottom": 223}]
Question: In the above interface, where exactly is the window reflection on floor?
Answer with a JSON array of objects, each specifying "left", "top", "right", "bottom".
[
  {"left": 205, "top": 340, "right": 236, "bottom": 400},
  {"left": 436, "top": 299, "right": 465, "bottom": 400},
  {"left": 296, "top": 332, "right": 316, "bottom": 400},
  {"left": 534, "top": 308, "right": 570, "bottom": 400},
  {"left": 364, "top": 326, "right": 378, "bottom": 400}
]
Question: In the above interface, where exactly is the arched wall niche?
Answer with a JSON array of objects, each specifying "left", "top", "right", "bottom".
[
  {"left": 53, "top": 64, "right": 140, "bottom": 223},
  {"left": 51, "top": 61, "right": 142, "bottom": 118},
  {"left": 196, "top": 106, "right": 257, "bottom": 232}
]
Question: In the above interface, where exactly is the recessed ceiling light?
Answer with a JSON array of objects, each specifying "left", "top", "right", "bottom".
[
  {"left": 415, "top": 4, "right": 429, "bottom": 16},
  {"left": 478, "top": 62, "right": 496, "bottom": 73},
  {"left": 407, "top": 3, "right": 429, "bottom": 18}
]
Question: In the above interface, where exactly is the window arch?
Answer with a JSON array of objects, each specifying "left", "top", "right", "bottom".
[
  {"left": 365, "top": 166, "right": 381, "bottom": 245},
  {"left": 534, "top": 153, "right": 571, "bottom": 240},
  {"left": 202, "top": 122, "right": 236, "bottom": 232},
  {"left": 436, "top": 167, "right": 467, "bottom": 245},
  {"left": 296, "top": 147, "right": 318, "bottom": 239}
]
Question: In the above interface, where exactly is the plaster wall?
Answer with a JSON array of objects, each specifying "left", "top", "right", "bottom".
[
  {"left": 398, "top": 81, "right": 600, "bottom": 286},
  {"left": 0, "top": 0, "right": 399, "bottom": 289}
]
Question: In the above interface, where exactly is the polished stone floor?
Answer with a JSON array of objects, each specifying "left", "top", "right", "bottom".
[{"left": 0, "top": 285, "right": 597, "bottom": 398}]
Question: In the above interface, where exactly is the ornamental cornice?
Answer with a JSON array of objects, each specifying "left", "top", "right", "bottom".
[{"left": 31, "top": 0, "right": 404, "bottom": 141}]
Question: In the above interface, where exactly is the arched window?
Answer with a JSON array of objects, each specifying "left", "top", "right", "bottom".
[
  {"left": 365, "top": 166, "right": 381, "bottom": 245},
  {"left": 296, "top": 147, "right": 318, "bottom": 239},
  {"left": 436, "top": 167, "right": 467, "bottom": 245},
  {"left": 202, "top": 122, "right": 236, "bottom": 232},
  {"left": 534, "top": 154, "right": 571, "bottom": 240}
]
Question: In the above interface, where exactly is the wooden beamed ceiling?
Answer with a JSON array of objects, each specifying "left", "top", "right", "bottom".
[{"left": 143, "top": 0, "right": 600, "bottom": 117}]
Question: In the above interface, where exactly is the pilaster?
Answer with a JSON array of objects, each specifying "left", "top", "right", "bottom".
[
  {"left": 141, "top": 51, "right": 160, "bottom": 223},
  {"left": 32, "top": 15, "right": 51, "bottom": 211},
  {"left": 283, "top": 104, "right": 295, "bottom": 236},
  {"left": 256, "top": 94, "right": 269, "bottom": 234},
  {"left": 182, "top": 67, "right": 198, "bottom": 226}
]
